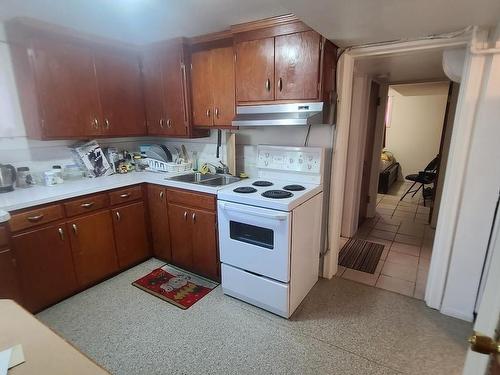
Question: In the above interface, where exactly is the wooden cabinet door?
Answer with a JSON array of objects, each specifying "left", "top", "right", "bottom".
[
  {"left": 112, "top": 202, "right": 150, "bottom": 269},
  {"left": 11, "top": 224, "right": 78, "bottom": 312},
  {"left": 94, "top": 49, "right": 146, "bottom": 136},
  {"left": 0, "top": 249, "right": 22, "bottom": 303},
  {"left": 212, "top": 46, "right": 236, "bottom": 127},
  {"left": 69, "top": 211, "right": 118, "bottom": 288},
  {"left": 32, "top": 39, "right": 101, "bottom": 138},
  {"left": 191, "top": 208, "right": 218, "bottom": 280},
  {"left": 142, "top": 50, "right": 166, "bottom": 135},
  {"left": 163, "top": 40, "right": 189, "bottom": 137},
  {"left": 147, "top": 185, "right": 171, "bottom": 261},
  {"left": 235, "top": 37, "right": 274, "bottom": 102},
  {"left": 168, "top": 204, "right": 192, "bottom": 270},
  {"left": 190, "top": 49, "right": 214, "bottom": 126},
  {"left": 275, "top": 31, "right": 321, "bottom": 100}
]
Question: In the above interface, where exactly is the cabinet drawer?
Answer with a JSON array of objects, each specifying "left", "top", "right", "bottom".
[
  {"left": 0, "top": 226, "right": 8, "bottom": 248},
  {"left": 9, "top": 204, "right": 64, "bottom": 232},
  {"left": 167, "top": 188, "right": 216, "bottom": 211},
  {"left": 109, "top": 185, "right": 143, "bottom": 206},
  {"left": 64, "top": 193, "right": 109, "bottom": 217}
]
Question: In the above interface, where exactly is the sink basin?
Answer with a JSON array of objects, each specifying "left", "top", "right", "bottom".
[{"left": 166, "top": 173, "right": 240, "bottom": 187}]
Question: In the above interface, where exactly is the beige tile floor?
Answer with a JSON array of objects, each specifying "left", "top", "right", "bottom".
[{"left": 339, "top": 181, "right": 434, "bottom": 300}]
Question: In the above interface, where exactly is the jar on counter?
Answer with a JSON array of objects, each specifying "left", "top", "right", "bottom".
[
  {"left": 43, "top": 170, "right": 57, "bottom": 186},
  {"left": 52, "top": 165, "right": 64, "bottom": 184},
  {"left": 16, "top": 167, "right": 33, "bottom": 188}
]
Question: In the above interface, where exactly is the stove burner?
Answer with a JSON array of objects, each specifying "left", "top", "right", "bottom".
[
  {"left": 252, "top": 180, "right": 273, "bottom": 187},
  {"left": 233, "top": 186, "right": 257, "bottom": 194},
  {"left": 283, "top": 184, "right": 306, "bottom": 191},
  {"left": 261, "top": 190, "right": 293, "bottom": 199}
]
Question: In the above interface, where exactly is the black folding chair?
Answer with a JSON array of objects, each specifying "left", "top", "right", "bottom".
[{"left": 400, "top": 156, "right": 440, "bottom": 206}]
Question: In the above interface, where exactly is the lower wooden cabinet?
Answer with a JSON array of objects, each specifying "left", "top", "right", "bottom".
[
  {"left": 168, "top": 199, "right": 219, "bottom": 281},
  {"left": 68, "top": 210, "right": 119, "bottom": 288},
  {"left": 112, "top": 201, "right": 150, "bottom": 269},
  {"left": 147, "top": 184, "right": 171, "bottom": 261},
  {"left": 11, "top": 223, "right": 78, "bottom": 312},
  {"left": 0, "top": 248, "right": 22, "bottom": 303}
]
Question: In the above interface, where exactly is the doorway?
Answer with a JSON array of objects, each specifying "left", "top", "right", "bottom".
[{"left": 337, "top": 50, "right": 460, "bottom": 300}]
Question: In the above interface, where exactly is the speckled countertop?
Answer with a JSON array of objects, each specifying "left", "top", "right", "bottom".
[{"left": 0, "top": 171, "right": 227, "bottom": 220}]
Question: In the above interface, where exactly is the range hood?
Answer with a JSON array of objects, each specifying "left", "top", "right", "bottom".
[{"left": 232, "top": 102, "right": 324, "bottom": 127}]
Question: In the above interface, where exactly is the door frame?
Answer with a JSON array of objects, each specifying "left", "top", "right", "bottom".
[{"left": 323, "top": 29, "right": 487, "bottom": 317}]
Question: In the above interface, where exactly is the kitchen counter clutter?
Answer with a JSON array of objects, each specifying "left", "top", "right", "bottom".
[{"left": 0, "top": 171, "right": 222, "bottom": 213}]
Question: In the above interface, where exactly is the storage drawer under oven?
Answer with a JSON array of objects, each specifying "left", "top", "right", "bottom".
[{"left": 217, "top": 200, "right": 291, "bottom": 283}]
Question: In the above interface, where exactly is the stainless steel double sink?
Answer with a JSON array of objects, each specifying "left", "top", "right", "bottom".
[{"left": 166, "top": 172, "right": 240, "bottom": 187}]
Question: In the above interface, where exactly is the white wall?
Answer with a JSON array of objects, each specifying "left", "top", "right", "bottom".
[{"left": 385, "top": 82, "right": 449, "bottom": 178}]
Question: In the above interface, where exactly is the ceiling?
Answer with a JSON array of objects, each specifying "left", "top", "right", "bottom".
[
  {"left": 0, "top": 0, "right": 499, "bottom": 46},
  {"left": 355, "top": 49, "right": 450, "bottom": 83}
]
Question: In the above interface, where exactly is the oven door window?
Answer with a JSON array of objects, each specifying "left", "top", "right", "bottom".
[{"left": 229, "top": 221, "right": 274, "bottom": 250}]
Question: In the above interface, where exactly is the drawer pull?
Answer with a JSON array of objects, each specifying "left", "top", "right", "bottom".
[
  {"left": 80, "top": 202, "right": 94, "bottom": 208},
  {"left": 58, "top": 227, "right": 64, "bottom": 241},
  {"left": 159, "top": 191, "right": 164, "bottom": 199},
  {"left": 27, "top": 214, "right": 44, "bottom": 222},
  {"left": 72, "top": 224, "right": 78, "bottom": 235},
  {"left": 120, "top": 193, "right": 131, "bottom": 198}
]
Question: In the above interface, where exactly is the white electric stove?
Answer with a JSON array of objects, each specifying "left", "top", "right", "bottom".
[{"left": 217, "top": 145, "right": 325, "bottom": 318}]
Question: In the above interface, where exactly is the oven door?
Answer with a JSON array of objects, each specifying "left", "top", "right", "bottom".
[{"left": 217, "top": 200, "right": 291, "bottom": 282}]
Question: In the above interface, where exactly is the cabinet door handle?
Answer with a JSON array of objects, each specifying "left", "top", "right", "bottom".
[
  {"left": 192, "top": 212, "right": 196, "bottom": 223},
  {"left": 215, "top": 107, "right": 219, "bottom": 119},
  {"left": 104, "top": 118, "right": 110, "bottom": 129},
  {"left": 183, "top": 211, "right": 187, "bottom": 221},
  {"left": 116, "top": 211, "right": 121, "bottom": 222},
  {"left": 159, "top": 191, "right": 164, "bottom": 199},
  {"left": 72, "top": 224, "right": 78, "bottom": 235},
  {"left": 206, "top": 109, "right": 211, "bottom": 118},
  {"left": 265, "top": 78, "right": 271, "bottom": 92},
  {"left": 166, "top": 119, "right": 172, "bottom": 128},
  {"left": 159, "top": 119, "right": 164, "bottom": 128},
  {"left": 81, "top": 202, "right": 94, "bottom": 208},
  {"left": 278, "top": 77, "right": 283, "bottom": 92},
  {"left": 120, "top": 193, "right": 131, "bottom": 198},
  {"left": 58, "top": 227, "right": 64, "bottom": 241},
  {"left": 27, "top": 214, "right": 44, "bottom": 222},
  {"left": 92, "top": 118, "right": 99, "bottom": 129}
]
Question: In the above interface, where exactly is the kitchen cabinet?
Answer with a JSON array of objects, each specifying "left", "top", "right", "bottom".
[
  {"left": 235, "top": 37, "right": 275, "bottom": 102},
  {"left": 94, "top": 48, "right": 146, "bottom": 136},
  {"left": 5, "top": 19, "right": 147, "bottom": 140},
  {"left": 147, "top": 184, "right": 171, "bottom": 261},
  {"left": 190, "top": 45, "right": 235, "bottom": 127},
  {"left": 168, "top": 189, "right": 219, "bottom": 281},
  {"left": 142, "top": 39, "right": 209, "bottom": 138},
  {"left": 112, "top": 202, "right": 150, "bottom": 269},
  {"left": 68, "top": 210, "right": 119, "bottom": 288},
  {"left": 11, "top": 223, "right": 78, "bottom": 312},
  {"left": 0, "top": 249, "right": 22, "bottom": 303}
]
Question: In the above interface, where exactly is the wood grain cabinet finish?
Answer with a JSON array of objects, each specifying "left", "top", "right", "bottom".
[
  {"left": 94, "top": 49, "right": 146, "bottom": 136},
  {"left": 235, "top": 37, "right": 275, "bottom": 102},
  {"left": 112, "top": 202, "right": 150, "bottom": 269},
  {"left": 109, "top": 185, "right": 143, "bottom": 206},
  {"left": 64, "top": 193, "right": 109, "bottom": 217},
  {"left": 191, "top": 46, "right": 235, "bottom": 127},
  {"left": 8, "top": 204, "right": 64, "bottom": 232},
  {"left": 168, "top": 203, "right": 194, "bottom": 271},
  {"left": 147, "top": 185, "right": 171, "bottom": 261},
  {"left": 11, "top": 224, "right": 78, "bottom": 312},
  {"left": 68, "top": 210, "right": 119, "bottom": 288},
  {"left": 190, "top": 208, "right": 218, "bottom": 280},
  {"left": 274, "top": 31, "right": 321, "bottom": 100},
  {"left": 0, "top": 249, "right": 22, "bottom": 303}
]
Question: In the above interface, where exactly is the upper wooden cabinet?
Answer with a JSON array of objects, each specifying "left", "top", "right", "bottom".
[
  {"left": 94, "top": 48, "right": 146, "bottom": 136},
  {"left": 190, "top": 45, "right": 236, "bottom": 127},
  {"left": 231, "top": 15, "right": 337, "bottom": 111},
  {"left": 5, "top": 19, "right": 146, "bottom": 140},
  {"left": 142, "top": 39, "right": 209, "bottom": 138}
]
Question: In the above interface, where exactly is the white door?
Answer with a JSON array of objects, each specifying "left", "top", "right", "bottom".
[{"left": 463, "top": 200, "right": 500, "bottom": 374}]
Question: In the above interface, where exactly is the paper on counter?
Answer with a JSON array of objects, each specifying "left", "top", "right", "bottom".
[
  {"left": 0, "top": 347, "right": 11, "bottom": 375},
  {"left": 0, "top": 344, "right": 25, "bottom": 375}
]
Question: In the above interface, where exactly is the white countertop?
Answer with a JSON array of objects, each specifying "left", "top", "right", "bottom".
[{"left": 0, "top": 171, "right": 227, "bottom": 219}]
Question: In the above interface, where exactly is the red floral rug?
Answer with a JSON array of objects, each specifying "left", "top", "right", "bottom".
[{"left": 132, "top": 264, "right": 218, "bottom": 309}]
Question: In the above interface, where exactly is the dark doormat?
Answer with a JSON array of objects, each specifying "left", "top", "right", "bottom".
[
  {"left": 132, "top": 264, "right": 218, "bottom": 309},
  {"left": 338, "top": 238, "right": 384, "bottom": 274}
]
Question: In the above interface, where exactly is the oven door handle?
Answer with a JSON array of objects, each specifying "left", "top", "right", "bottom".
[{"left": 219, "top": 202, "right": 288, "bottom": 221}]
